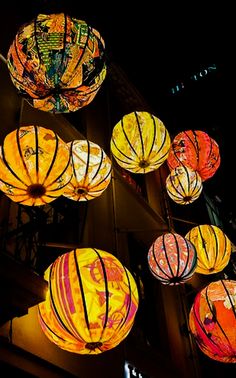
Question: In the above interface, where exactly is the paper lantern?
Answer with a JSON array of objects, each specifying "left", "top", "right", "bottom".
[
  {"left": 147, "top": 233, "right": 197, "bottom": 285},
  {"left": 7, "top": 13, "right": 106, "bottom": 113},
  {"left": 110, "top": 111, "right": 171, "bottom": 173},
  {"left": 63, "top": 140, "right": 111, "bottom": 201},
  {"left": 166, "top": 166, "right": 203, "bottom": 205},
  {"left": 0, "top": 126, "right": 72, "bottom": 206},
  {"left": 185, "top": 225, "right": 231, "bottom": 274},
  {"left": 38, "top": 248, "right": 139, "bottom": 354},
  {"left": 189, "top": 279, "right": 236, "bottom": 363},
  {"left": 167, "top": 130, "right": 220, "bottom": 181}
]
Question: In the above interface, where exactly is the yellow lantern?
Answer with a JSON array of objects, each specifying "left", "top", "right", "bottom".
[
  {"left": 0, "top": 126, "right": 72, "bottom": 206},
  {"left": 110, "top": 111, "right": 171, "bottom": 173},
  {"left": 166, "top": 166, "right": 203, "bottom": 205},
  {"left": 185, "top": 225, "right": 231, "bottom": 274},
  {"left": 63, "top": 140, "right": 112, "bottom": 201},
  {"left": 7, "top": 13, "right": 106, "bottom": 113},
  {"left": 38, "top": 248, "right": 139, "bottom": 354}
]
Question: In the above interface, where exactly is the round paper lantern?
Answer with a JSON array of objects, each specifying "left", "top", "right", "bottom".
[
  {"left": 166, "top": 165, "right": 203, "bottom": 205},
  {"left": 110, "top": 111, "right": 171, "bottom": 173},
  {"left": 185, "top": 225, "right": 231, "bottom": 274},
  {"left": 63, "top": 140, "right": 111, "bottom": 201},
  {"left": 0, "top": 126, "right": 72, "bottom": 206},
  {"left": 189, "top": 279, "right": 236, "bottom": 363},
  {"left": 7, "top": 13, "right": 106, "bottom": 113},
  {"left": 167, "top": 130, "right": 220, "bottom": 181},
  {"left": 38, "top": 248, "right": 139, "bottom": 354},
  {"left": 147, "top": 233, "right": 197, "bottom": 285}
]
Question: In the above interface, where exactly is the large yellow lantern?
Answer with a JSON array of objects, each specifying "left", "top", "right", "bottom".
[
  {"left": 63, "top": 140, "right": 112, "bottom": 201},
  {"left": 0, "top": 126, "right": 72, "bottom": 206},
  {"left": 110, "top": 111, "right": 171, "bottom": 173},
  {"left": 38, "top": 248, "right": 139, "bottom": 354},
  {"left": 7, "top": 13, "right": 106, "bottom": 113},
  {"left": 189, "top": 280, "right": 236, "bottom": 363},
  {"left": 185, "top": 225, "right": 231, "bottom": 274}
]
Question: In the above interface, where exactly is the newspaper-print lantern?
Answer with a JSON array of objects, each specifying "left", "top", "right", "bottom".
[
  {"left": 7, "top": 13, "right": 106, "bottom": 113},
  {"left": 38, "top": 248, "right": 139, "bottom": 354},
  {"left": 167, "top": 130, "right": 220, "bottom": 181},
  {"left": 185, "top": 225, "right": 231, "bottom": 274},
  {"left": 111, "top": 111, "right": 171, "bottom": 173},
  {"left": 166, "top": 166, "right": 203, "bottom": 205},
  {"left": 0, "top": 126, "right": 72, "bottom": 206},
  {"left": 63, "top": 140, "right": 111, "bottom": 201},
  {"left": 189, "top": 279, "right": 236, "bottom": 363},
  {"left": 148, "top": 233, "right": 197, "bottom": 285}
]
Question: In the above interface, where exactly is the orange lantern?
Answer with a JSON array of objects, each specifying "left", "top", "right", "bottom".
[
  {"left": 166, "top": 166, "right": 203, "bottom": 205},
  {"left": 38, "top": 248, "right": 139, "bottom": 354},
  {"left": 110, "top": 111, "right": 170, "bottom": 173},
  {"left": 185, "top": 225, "right": 231, "bottom": 274},
  {"left": 63, "top": 140, "right": 111, "bottom": 201},
  {"left": 167, "top": 130, "right": 220, "bottom": 181},
  {"left": 0, "top": 126, "right": 72, "bottom": 206},
  {"left": 7, "top": 13, "right": 106, "bottom": 113},
  {"left": 189, "top": 279, "right": 236, "bottom": 363},
  {"left": 148, "top": 233, "right": 197, "bottom": 285}
]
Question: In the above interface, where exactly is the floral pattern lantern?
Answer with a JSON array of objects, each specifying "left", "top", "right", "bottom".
[
  {"left": 110, "top": 111, "right": 171, "bottom": 174},
  {"left": 147, "top": 233, "right": 197, "bottom": 285},
  {"left": 0, "top": 126, "right": 72, "bottom": 206},
  {"left": 63, "top": 140, "right": 111, "bottom": 201},
  {"left": 166, "top": 166, "right": 203, "bottom": 205},
  {"left": 189, "top": 279, "right": 236, "bottom": 363},
  {"left": 167, "top": 130, "right": 220, "bottom": 181},
  {"left": 7, "top": 13, "right": 106, "bottom": 113},
  {"left": 38, "top": 248, "right": 139, "bottom": 354},
  {"left": 185, "top": 225, "right": 231, "bottom": 274}
]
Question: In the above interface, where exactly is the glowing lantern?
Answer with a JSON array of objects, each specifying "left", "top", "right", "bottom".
[
  {"left": 147, "top": 233, "right": 197, "bottom": 285},
  {"left": 63, "top": 140, "right": 111, "bottom": 201},
  {"left": 167, "top": 130, "right": 220, "bottom": 181},
  {"left": 0, "top": 126, "right": 72, "bottom": 206},
  {"left": 7, "top": 13, "right": 106, "bottom": 113},
  {"left": 185, "top": 225, "right": 231, "bottom": 274},
  {"left": 38, "top": 248, "right": 139, "bottom": 354},
  {"left": 166, "top": 166, "right": 203, "bottom": 205},
  {"left": 189, "top": 279, "right": 236, "bottom": 363},
  {"left": 110, "top": 111, "right": 171, "bottom": 173}
]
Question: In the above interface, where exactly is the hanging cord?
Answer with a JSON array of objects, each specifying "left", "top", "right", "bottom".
[
  {"left": 158, "top": 165, "right": 175, "bottom": 233},
  {"left": 8, "top": 318, "right": 13, "bottom": 344},
  {"left": 0, "top": 53, "right": 7, "bottom": 64}
]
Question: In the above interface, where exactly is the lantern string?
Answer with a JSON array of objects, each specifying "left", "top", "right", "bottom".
[{"left": 158, "top": 165, "right": 175, "bottom": 233}]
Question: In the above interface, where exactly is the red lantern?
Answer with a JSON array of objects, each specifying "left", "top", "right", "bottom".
[
  {"left": 148, "top": 233, "right": 197, "bottom": 285},
  {"left": 167, "top": 130, "right": 220, "bottom": 181},
  {"left": 189, "top": 280, "right": 236, "bottom": 363}
]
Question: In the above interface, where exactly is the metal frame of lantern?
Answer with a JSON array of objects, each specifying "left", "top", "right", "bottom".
[
  {"left": 38, "top": 248, "right": 139, "bottom": 354},
  {"left": 7, "top": 13, "right": 106, "bottom": 113},
  {"left": 110, "top": 111, "right": 171, "bottom": 174}
]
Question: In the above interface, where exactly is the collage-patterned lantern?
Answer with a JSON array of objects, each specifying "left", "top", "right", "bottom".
[
  {"left": 166, "top": 166, "right": 203, "bottom": 205},
  {"left": 167, "top": 130, "right": 220, "bottom": 181},
  {"left": 7, "top": 13, "right": 106, "bottom": 113},
  {"left": 38, "top": 248, "right": 139, "bottom": 354},
  {"left": 0, "top": 126, "right": 72, "bottom": 206},
  {"left": 63, "top": 140, "right": 111, "bottom": 201},
  {"left": 189, "top": 279, "right": 236, "bottom": 363},
  {"left": 110, "top": 111, "right": 171, "bottom": 174},
  {"left": 185, "top": 225, "right": 231, "bottom": 274},
  {"left": 147, "top": 233, "right": 197, "bottom": 285}
]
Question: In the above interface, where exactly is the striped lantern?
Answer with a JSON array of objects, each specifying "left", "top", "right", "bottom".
[
  {"left": 189, "top": 279, "right": 236, "bottom": 363},
  {"left": 0, "top": 126, "right": 72, "bottom": 206},
  {"left": 63, "top": 140, "right": 112, "bottom": 201},
  {"left": 185, "top": 225, "right": 231, "bottom": 274},
  {"left": 147, "top": 233, "right": 197, "bottom": 285},
  {"left": 7, "top": 13, "right": 106, "bottom": 113},
  {"left": 166, "top": 166, "right": 203, "bottom": 205},
  {"left": 110, "top": 111, "right": 171, "bottom": 173},
  {"left": 38, "top": 248, "right": 139, "bottom": 354},
  {"left": 167, "top": 130, "right": 220, "bottom": 181}
]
